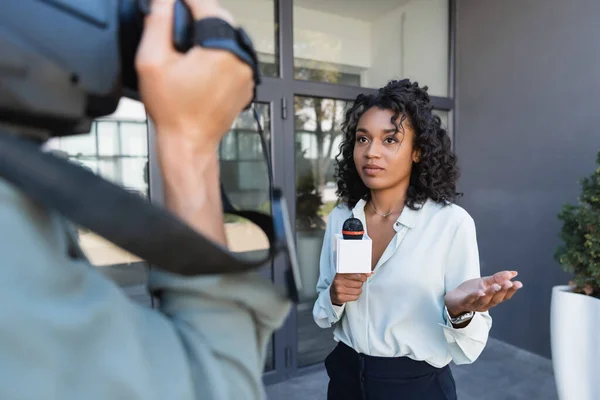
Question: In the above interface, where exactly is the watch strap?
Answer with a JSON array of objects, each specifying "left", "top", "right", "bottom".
[
  {"left": 446, "top": 308, "right": 475, "bottom": 325},
  {"left": 193, "top": 18, "right": 261, "bottom": 107}
]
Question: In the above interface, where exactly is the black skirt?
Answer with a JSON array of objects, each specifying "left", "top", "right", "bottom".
[{"left": 325, "top": 342, "right": 458, "bottom": 400}]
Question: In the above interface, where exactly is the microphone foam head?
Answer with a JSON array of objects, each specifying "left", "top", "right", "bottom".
[{"left": 342, "top": 217, "right": 364, "bottom": 240}]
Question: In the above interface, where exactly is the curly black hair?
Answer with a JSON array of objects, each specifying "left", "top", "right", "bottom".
[{"left": 335, "top": 79, "right": 461, "bottom": 210}]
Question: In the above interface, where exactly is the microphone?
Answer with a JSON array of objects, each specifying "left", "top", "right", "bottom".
[
  {"left": 342, "top": 218, "right": 364, "bottom": 240},
  {"left": 333, "top": 217, "right": 372, "bottom": 274}
]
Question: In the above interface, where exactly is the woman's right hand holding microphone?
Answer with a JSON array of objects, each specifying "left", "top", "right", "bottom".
[{"left": 330, "top": 273, "right": 373, "bottom": 306}]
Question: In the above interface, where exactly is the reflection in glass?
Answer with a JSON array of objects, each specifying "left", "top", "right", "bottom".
[
  {"left": 220, "top": 104, "right": 271, "bottom": 213},
  {"left": 221, "top": 105, "right": 271, "bottom": 256},
  {"left": 293, "top": 0, "right": 449, "bottom": 96},
  {"left": 47, "top": 99, "right": 148, "bottom": 199},
  {"left": 44, "top": 98, "right": 150, "bottom": 301},
  {"left": 221, "top": 0, "right": 278, "bottom": 77},
  {"left": 219, "top": 104, "right": 274, "bottom": 371},
  {"left": 295, "top": 96, "right": 348, "bottom": 367}
]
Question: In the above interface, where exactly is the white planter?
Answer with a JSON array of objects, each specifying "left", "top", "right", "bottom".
[{"left": 551, "top": 285, "right": 600, "bottom": 400}]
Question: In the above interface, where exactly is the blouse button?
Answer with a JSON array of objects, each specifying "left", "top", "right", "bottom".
[{"left": 395, "top": 222, "right": 400, "bottom": 227}]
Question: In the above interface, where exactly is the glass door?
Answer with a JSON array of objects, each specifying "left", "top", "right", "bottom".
[
  {"left": 293, "top": 95, "right": 349, "bottom": 367},
  {"left": 220, "top": 103, "right": 276, "bottom": 373}
]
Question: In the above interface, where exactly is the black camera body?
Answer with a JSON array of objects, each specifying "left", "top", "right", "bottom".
[{"left": 0, "top": 0, "right": 192, "bottom": 136}]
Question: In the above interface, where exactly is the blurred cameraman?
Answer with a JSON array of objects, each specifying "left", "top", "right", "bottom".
[{"left": 0, "top": 0, "right": 290, "bottom": 399}]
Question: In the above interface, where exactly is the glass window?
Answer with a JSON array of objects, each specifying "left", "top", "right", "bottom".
[
  {"left": 97, "top": 122, "right": 119, "bottom": 156},
  {"left": 220, "top": 132, "right": 238, "bottom": 160},
  {"left": 221, "top": 0, "right": 278, "bottom": 77},
  {"left": 120, "top": 122, "right": 149, "bottom": 157},
  {"left": 293, "top": 0, "right": 449, "bottom": 96},
  {"left": 44, "top": 98, "right": 150, "bottom": 303},
  {"left": 220, "top": 104, "right": 271, "bottom": 215},
  {"left": 295, "top": 96, "right": 348, "bottom": 367},
  {"left": 219, "top": 104, "right": 274, "bottom": 371},
  {"left": 433, "top": 109, "right": 451, "bottom": 142},
  {"left": 238, "top": 132, "right": 263, "bottom": 160}
]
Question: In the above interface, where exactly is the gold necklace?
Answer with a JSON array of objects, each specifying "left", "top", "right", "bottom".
[{"left": 369, "top": 201, "right": 402, "bottom": 218}]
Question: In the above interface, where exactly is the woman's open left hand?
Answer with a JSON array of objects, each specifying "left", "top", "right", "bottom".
[{"left": 444, "top": 270, "right": 523, "bottom": 316}]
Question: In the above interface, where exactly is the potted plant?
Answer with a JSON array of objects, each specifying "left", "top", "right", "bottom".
[
  {"left": 296, "top": 148, "right": 327, "bottom": 302},
  {"left": 551, "top": 148, "right": 600, "bottom": 400}
]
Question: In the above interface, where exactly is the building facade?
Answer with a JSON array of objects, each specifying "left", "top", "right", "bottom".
[{"left": 49, "top": 0, "right": 600, "bottom": 385}]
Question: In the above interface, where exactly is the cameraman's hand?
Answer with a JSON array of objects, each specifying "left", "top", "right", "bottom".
[
  {"left": 136, "top": 0, "right": 253, "bottom": 155},
  {"left": 135, "top": 0, "right": 254, "bottom": 246},
  {"left": 330, "top": 273, "right": 373, "bottom": 306}
]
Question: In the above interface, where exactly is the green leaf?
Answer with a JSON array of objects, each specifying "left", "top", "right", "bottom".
[{"left": 555, "top": 147, "right": 600, "bottom": 297}]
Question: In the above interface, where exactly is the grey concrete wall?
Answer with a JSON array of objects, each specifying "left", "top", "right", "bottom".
[{"left": 455, "top": 0, "right": 600, "bottom": 357}]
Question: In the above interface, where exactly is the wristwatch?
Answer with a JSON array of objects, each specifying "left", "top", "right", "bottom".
[{"left": 446, "top": 308, "right": 475, "bottom": 325}]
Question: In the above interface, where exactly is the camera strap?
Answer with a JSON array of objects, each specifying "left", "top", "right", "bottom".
[{"left": 0, "top": 122, "right": 300, "bottom": 301}]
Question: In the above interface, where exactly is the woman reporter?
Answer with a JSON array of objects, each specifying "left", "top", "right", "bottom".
[{"left": 313, "top": 79, "right": 523, "bottom": 400}]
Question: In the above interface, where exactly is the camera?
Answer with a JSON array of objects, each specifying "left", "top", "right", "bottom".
[{"left": 0, "top": 0, "right": 195, "bottom": 137}]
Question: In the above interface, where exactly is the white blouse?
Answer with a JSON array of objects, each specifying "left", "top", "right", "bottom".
[{"left": 312, "top": 198, "right": 492, "bottom": 367}]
